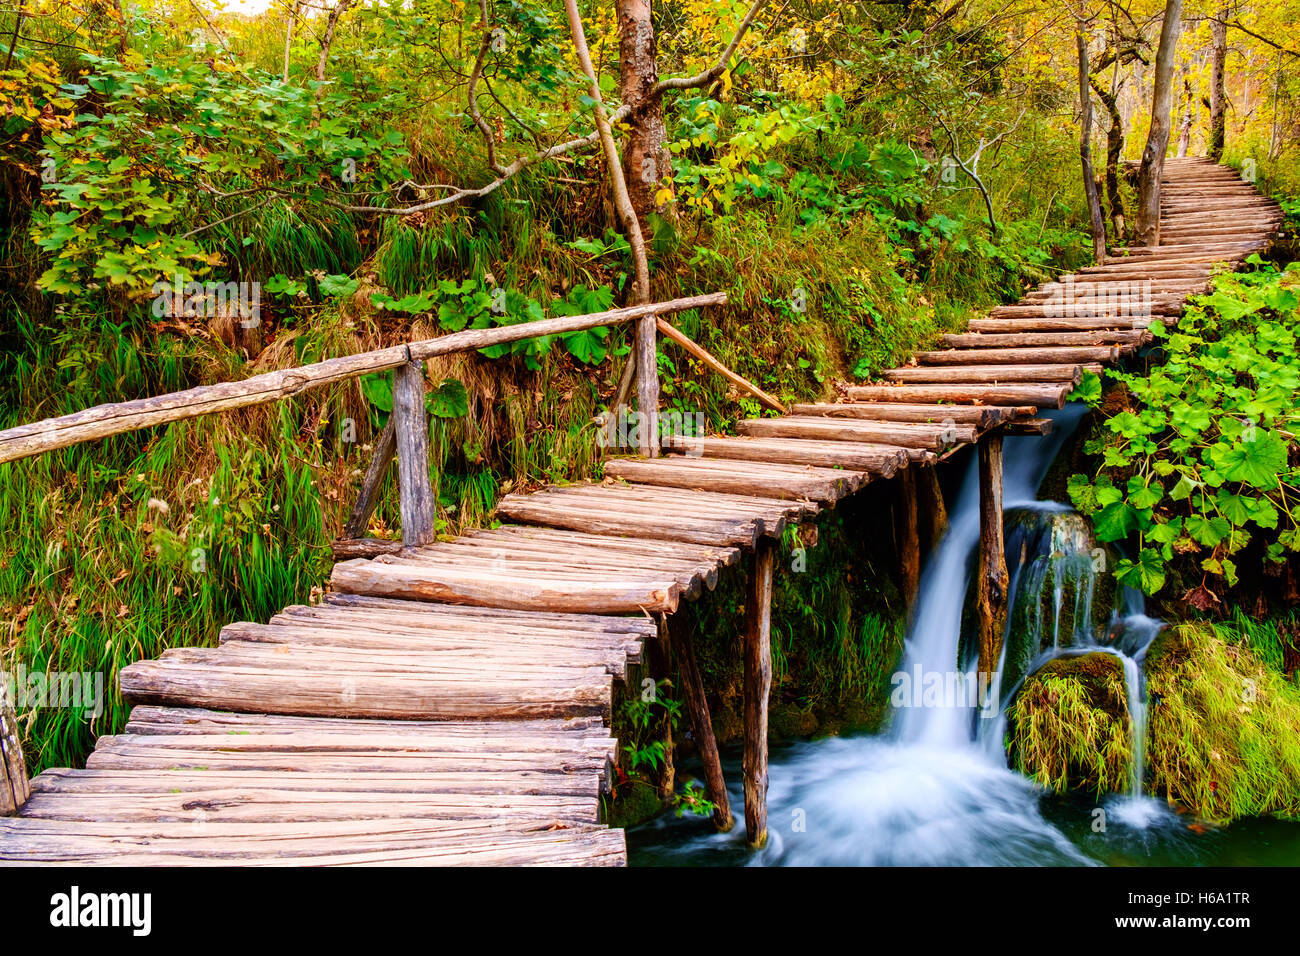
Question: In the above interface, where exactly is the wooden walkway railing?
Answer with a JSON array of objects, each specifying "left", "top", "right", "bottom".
[{"left": 0, "top": 158, "right": 1283, "bottom": 863}]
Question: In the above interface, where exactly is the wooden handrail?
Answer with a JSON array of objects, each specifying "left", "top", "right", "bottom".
[
  {"left": 0, "top": 292, "right": 727, "bottom": 465},
  {"left": 655, "top": 318, "right": 787, "bottom": 414}
]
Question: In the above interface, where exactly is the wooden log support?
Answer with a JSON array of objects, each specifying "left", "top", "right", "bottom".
[
  {"left": 917, "top": 463, "right": 948, "bottom": 549},
  {"left": 894, "top": 468, "right": 920, "bottom": 605},
  {"left": 1, "top": 684, "right": 31, "bottom": 816},
  {"left": 743, "top": 537, "right": 775, "bottom": 849},
  {"left": 975, "top": 434, "right": 1008, "bottom": 680},
  {"left": 392, "top": 361, "right": 436, "bottom": 547},
  {"left": 341, "top": 418, "right": 396, "bottom": 539},
  {"left": 637, "top": 312, "right": 660, "bottom": 458},
  {"left": 666, "top": 613, "right": 734, "bottom": 832},
  {"left": 648, "top": 616, "right": 676, "bottom": 799}
]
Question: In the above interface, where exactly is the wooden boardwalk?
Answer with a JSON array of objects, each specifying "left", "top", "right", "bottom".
[{"left": 0, "top": 158, "right": 1281, "bottom": 865}]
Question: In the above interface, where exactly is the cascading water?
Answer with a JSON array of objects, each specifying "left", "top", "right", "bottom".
[{"left": 634, "top": 404, "right": 1192, "bottom": 865}]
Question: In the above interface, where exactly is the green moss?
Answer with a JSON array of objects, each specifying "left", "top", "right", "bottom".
[
  {"left": 603, "top": 779, "right": 665, "bottom": 829},
  {"left": 1008, "top": 652, "right": 1133, "bottom": 796},
  {"left": 1146, "top": 623, "right": 1300, "bottom": 823}
]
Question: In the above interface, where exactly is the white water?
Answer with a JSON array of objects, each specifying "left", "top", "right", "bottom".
[{"left": 750, "top": 404, "right": 1174, "bottom": 864}]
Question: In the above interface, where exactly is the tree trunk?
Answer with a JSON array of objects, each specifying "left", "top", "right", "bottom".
[
  {"left": 1208, "top": 14, "right": 1228, "bottom": 162},
  {"left": 1135, "top": 0, "right": 1184, "bottom": 245},
  {"left": 616, "top": 0, "right": 673, "bottom": 222},
  {"left": 1077, "top": 33, "right": 1108, "bottom": 263},
  {"left": 918, "top": 463, "right": 948, "bottom": 549},
  {"left": 315, "top": 0, "right": 353, "bottom": 84},
  {"left": 1090, "top": 75, "right": 1126, "bottom": 238},
  {"left": 1176, "top": 78, "right": 1192, "bottom": 157}
]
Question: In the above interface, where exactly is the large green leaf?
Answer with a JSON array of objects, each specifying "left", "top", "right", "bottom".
[{"left": 425, "top": 377, "right": 469, "bottom": 420}]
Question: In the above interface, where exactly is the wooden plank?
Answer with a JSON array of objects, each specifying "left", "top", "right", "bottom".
[
  {"left": 330, "top": 555, "right": 683, "bottom": 614},
  {"left": 494, "top": 494, "right": 766, "bottom": 549},
  {"left": 967, "top": 316, "right": 1151, "bottom": 333},
  {"left": 331, "top": 537, "right": 404, "bottom": 560},
  {"left": 914, "top": 346, "right": 1120, "bottom": 365},
  {"left": 787, "top": 402, "right": 1013, "bottom": 427},
  {"left": 881, "top": 364, "right": 1085, "bottom": 385},
  {"left": 663, "top": 434, "right": 902, "bottom": 478},
  {"left": 119, "top": 659, "right": 616, "bottom": 720},
  {"left": 604, "top": 456, "right": 855, "bottom": 501},
  {"left": 939, "top": 331, "right": 1146, "bottom": 349},
  {"left": 844, "top": 383, "right": 1072, "bottom": 407},
  {"left": 1004, "top": 418, "right": 1054, "bottom": 435},
  {"left": 737, "top": 416, "right": 977, "bottom": 449}
]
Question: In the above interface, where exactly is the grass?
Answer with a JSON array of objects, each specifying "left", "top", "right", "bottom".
[
  {"left": 1146, "top": 622, "right": 1300, "bottom": 823},
  {"left": 1008, "top": 652, "right": 1133, "bottom": 797}
]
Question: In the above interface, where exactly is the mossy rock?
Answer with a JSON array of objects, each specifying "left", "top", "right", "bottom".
[
  {"left": 604, "top": 779, "right": 666, "bottom": 829},
  {"left": 1007, "top": 651, "right": 1133, "bottom": 796},
  {"left": 1145, "top": 623, "right": 1300, "bottom": 823},
  {"left": 710, "top": 699, "right": 743, "bottom": 746},
  {"left": 769, "top": 701, "right": 820, "bottom": 740}
]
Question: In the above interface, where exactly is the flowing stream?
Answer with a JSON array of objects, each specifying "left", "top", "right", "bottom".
[{"left": 631, "top": 407, "right": 1300, "bottom": 866}]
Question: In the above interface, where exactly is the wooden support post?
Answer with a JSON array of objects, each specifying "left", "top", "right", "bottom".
[
  {"left": 743, "top": 536, "right": 775, "bottom": 849},
  {"left": 894, "top": 468, "right": 920, "bottom": 606},
  {"left": 341, "top": 418, "right": 396, "bottom": 539},
  {"left": 666, "top": 612, "right": 734, "bottom": 832},
  {"left": 393, "top": 360, "right": 436, "bottom": 547},
  {"left": 649, "top": 615, "right": 676, "bottom": 800},
  {"left": 636, "top": 311, "right": 659, "bottom": 458},
  {"left": 918, "top": 463, "right": 949, "bottom": 549},
  {"left": 976, "top": 434, "right": 1008, "bottom": 679},
  {"left": 1, "top": 684, "right": 31, "bottom": 816}
]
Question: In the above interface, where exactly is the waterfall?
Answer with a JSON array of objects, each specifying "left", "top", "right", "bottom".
[{"left": 638, "top": 404, "right": 1179, "bottom": 866}]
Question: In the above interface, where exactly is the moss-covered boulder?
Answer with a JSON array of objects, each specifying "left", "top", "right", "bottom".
[
  {"left": 1007, "top": 652, "right": 1133, "bottom": 795},
  {"left": 1146, "top": 623, "right": 1300, "bottom": 823}
]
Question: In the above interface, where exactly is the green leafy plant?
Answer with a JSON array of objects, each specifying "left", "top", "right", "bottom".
[{"left": 1068, "top": 263, "right": 1300, "bottom": 596}]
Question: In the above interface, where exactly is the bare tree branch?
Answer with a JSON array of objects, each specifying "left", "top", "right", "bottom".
[
  {"left": 466, "top": 0, "right": 507, "bottom": 175},
  {"left": 1211, "top": 15, "right": 1300, "bottom": 58},
  {"left": 652, "top": 0, "right": 768, "bottom": 95}
]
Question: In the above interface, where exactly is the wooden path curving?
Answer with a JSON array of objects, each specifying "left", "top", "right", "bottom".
[{"left": 0, "top": 158, "right": 1282, "bottom": 865}]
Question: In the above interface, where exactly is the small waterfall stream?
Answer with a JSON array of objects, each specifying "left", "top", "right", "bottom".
[{"left": 632, "top": 404, "right": 1300, "bottom": 865}]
